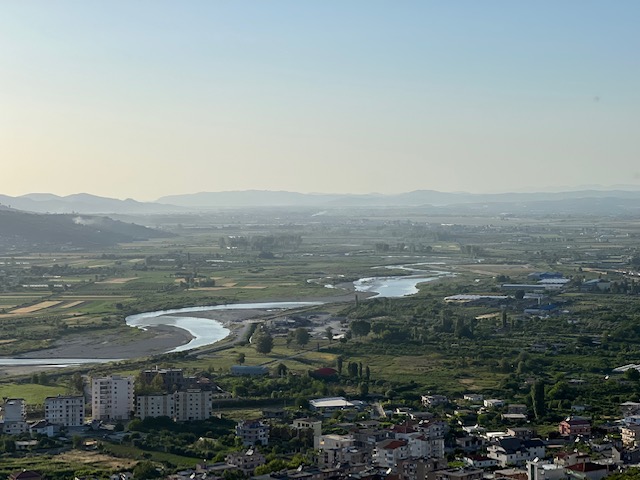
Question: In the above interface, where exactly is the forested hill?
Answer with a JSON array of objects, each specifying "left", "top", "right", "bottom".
[{"left": 0, "top": 209, "right": 173, "bottom": 252}]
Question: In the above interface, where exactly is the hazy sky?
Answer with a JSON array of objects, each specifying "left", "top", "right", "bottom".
[{"left": 1, "top": 1, "right": 639, "bottom": 200}]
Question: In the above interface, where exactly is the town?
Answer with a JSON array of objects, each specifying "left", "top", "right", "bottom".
[{"left": 4, "top": 360, "right": 640, "bottom": 480}]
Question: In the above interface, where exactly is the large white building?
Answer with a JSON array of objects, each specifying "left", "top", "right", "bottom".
[
  {"left": 45, "top": 395, "right": 85, "bottom": 427},
  {"left": 92, "top": 375, "right": 134, "bottom": 421},
  {"left": 136, "top": 389, "right": 216, "bottom": 422},
  {"left": 174, "top": 389, "right": 214, "bottom": 422},
  {"left": 236, "top": 420, "right": 270, "bottom": 446},
  {"left": 136, "top": 394, "right": 174, "bottom": 420},
  {"left": 1, "top": 398, "right": 28, "bottom": 435}
]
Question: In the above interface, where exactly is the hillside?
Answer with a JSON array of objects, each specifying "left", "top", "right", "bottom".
[
  {"left": 0, "top": 210, "right": 173, "bottom": 252},
  {"left": 0, "top": 193, "right": 184, "bottom": 215}
]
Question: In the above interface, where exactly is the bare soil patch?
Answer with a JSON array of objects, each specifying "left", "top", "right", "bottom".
[
  {"left": 96, "top": 277, "right": 136, "bottom": 284},
  {"left": 55, "top": 450, "right": 136, "bottom": 469},
  {"left": 11, "top": 301, "right": 62, "bottom": 314}
]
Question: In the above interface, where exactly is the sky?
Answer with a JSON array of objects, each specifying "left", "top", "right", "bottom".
[{"left": 1, "top": 1, "right": 639, "bottom": 201}]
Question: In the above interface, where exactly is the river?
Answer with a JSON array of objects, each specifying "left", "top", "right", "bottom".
[{"left": 0, "top": 264, "right": 450, "bottom": 366}]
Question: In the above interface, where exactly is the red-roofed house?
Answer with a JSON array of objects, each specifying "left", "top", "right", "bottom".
[
  {"left": 566, "top": 462, "right": 608, "bottom": 480},
  {"left": 374, "top": 439, "right": 409, "bottom": 468}
]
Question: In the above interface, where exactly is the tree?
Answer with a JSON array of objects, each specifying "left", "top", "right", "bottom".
[
  {"left": 350, "top": 320, "right": 371, "bottom": 337},
  {"left": 359, "top": 382, "right": 369, "bottom": 397},
  {"left": 348, "top": 362, "right": 359, "bottom": 378},
  {"left": 336, "top": 356, "right": 344, "bottom": 374},
  {"left": 236, "top": 352, "right": 246, "bottom": 365},
  {"left": 71, "top": 372, "right": 84, "bottom": 393},
  {"left": 515, "top": 290, "right": 525, "bottom": 300},
  {"left": 325, "top": 326, "right": 334, "bottom": 342},
  {"left": 276, "top": 363, "right": 288, "bottom": 377},
  {"left": 72, "top": 435, "right": 83, "bottom": 449},
  {"left": 531, "top": 380, "right": 546, "bottom": 420},
  {"left": 625, "top": 368, "right": 640, "bottom": 381},
  {"left": 295, "top": 328, "right": 310, "bottom": 346},
  {"left": 133, "top": 460, "right": 161, "bottom": 479},
  {"left": 3, "top": 439, "right": 15, "bottom": 453},
  {"left": 254, "top": 331, "right": 274, "bottom": 354}
]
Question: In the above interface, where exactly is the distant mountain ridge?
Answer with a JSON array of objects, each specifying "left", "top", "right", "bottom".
[
  {"left": 2, "top": 188, "right": 640, "bottom": 214},
  {"left": 0, "top": 193, "right": 185, "bottom": 214},
  {"left": 157, "top": 188, "right": 640, "bottom": 208}
]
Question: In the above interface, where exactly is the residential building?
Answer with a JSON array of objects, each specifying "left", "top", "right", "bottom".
[
  {"left": 137, "top": 389, "right": 214, "bottom": 422},
  {"left": 91, "top": 375, "right": 134, "bottom": 421},
  {"left": 29, "top": 420, "right": 59, "bottom": 437},
  {"left": 463, "top": 455, "right": 497, "bottom": 469},
  {"left": 392, "top": 421, "right": 446, "bottom": 460},
  {"left": 527, "top": 459, "right": 566, "bottom": 480},
  {"left": 463, "top": 394, "right": 484, "bottom": 403},
  {"left": 507, "top": 427, "right": 533, "bottom": 440},
  {"left": 621, "top": 424, "right": 640, "bottom": 448},
  {"left": 236, "top": 420, "right": 269, "bottom": 446},
  {"left": 559, "top": 416, "right": 591, "bottom": 438},
  {"left": 1, "top": 398, "right": 28, "bottom": 435},
  {"left": 487, "top": 437, "right": 545, "bottom": 467},
  {"left": 141, "top": 367, "right": 186, "bottom": 390},
  {"left": 621, "top": 401, "right": 640, "bottom": 417},
  {"left": 374, "top": 439, "right": 409, "bottom": 468},
  {"left": 174, "top": 389, "right": 214, "bottom": 422},
  {"left": 293, "top": 417, "right": 322, "bottom": 437},
  {"left": 44, "top": 395, "right": 85, "bottom": 427},
  {"left": 565, "top": 462, "right": 609, "bottom": 480},
  {"left": 484, "top": 399, "right": 505, "bottom": 408},
  {"left": 397, "top": 458, "right": 447, "bottom": 480},
  {"left": 456, "top": 436, "right": 486, "bottom": 453},
  {"left": 553, "top": 451, "right": 591, "bottom": 467},
  {"left": 434, "top": 468, "right": 483, "bottom": 480},
  {"left": 316, "top": 434, "right": 361, "bottom": 467},
  {"left": 226, "top": 449, "right": 266, "bottom": 474},
  {"left": 421, "top": 395, "right": 449, "bottom": 407},
  {"left": 494, "top": 467, "right": 528, "bottom": 480},
  {"left": 136, "top": 394, "right": 174, "bottom": 420}
]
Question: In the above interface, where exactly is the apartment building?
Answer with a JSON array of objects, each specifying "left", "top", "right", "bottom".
[
  {"left": 44, "top": 395, "right": 85, "bottom": 427},
  {"left": 91, "top": 375, "right": 134, "bottom": 421}
]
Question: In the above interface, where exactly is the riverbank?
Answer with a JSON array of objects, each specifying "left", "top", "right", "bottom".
[
  {"left": 15, "top": 325, "right": 195, "bottom": 360},
  {"left": 0, "top": 288, "right": 380, "bottom": 376}
]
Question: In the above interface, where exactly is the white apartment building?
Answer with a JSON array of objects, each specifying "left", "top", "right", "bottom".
[
  {"left": 136, "top": 394, "right": 174, "bottom": 420},
  {"left": 136, "top": 389, "right": 214, "bottom": 422},
  {"left": 316, "top": 434, "right": 357, "bottom": 466},
  {"left": 174, "top": 389, "right": 214, "bottom": 422},
  {"left": 45, "top": 395, "right": 85, "bottom": 427},
  {"left": 236, "top": 420, "right": 270, "bottom": 446},
  {"left": 1, "top": 398, "right": 28, "bottom": 434},
  {"left": 374, "top": 439, "right": 409, "bottom": 468},
  {"left": 92, "top": 375, "right": 134, "bottom": 421}
]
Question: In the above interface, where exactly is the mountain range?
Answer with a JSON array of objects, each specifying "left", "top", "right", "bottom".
[
  {"left": 2, "top": 189, "right": 640, "bottom": 214},
  {"left": 0, "top": 193, "right": 184, "bottom": 215}
]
